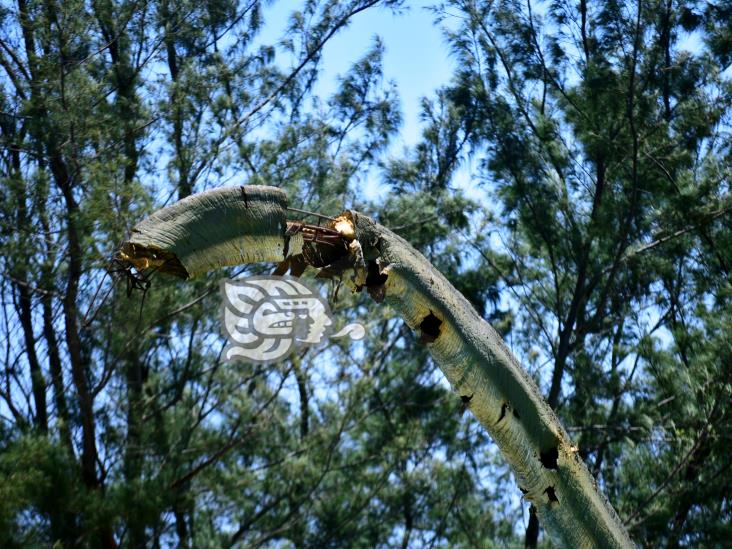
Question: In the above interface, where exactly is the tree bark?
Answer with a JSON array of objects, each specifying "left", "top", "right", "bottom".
[
  {"left": 120, "top": 185, "right": 634, "bottom": 548},
  {"left": 160, "top": 0, "right": 192, "bottom": 199}
]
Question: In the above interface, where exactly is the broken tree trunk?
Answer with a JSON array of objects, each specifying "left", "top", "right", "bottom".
[{"left": 119, "top": 185, "right": 634, "bottom": 548}]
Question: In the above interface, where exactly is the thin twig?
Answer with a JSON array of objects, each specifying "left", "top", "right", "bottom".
[{"left": 287, "top": 206, "right": 337, "bottom": 221}]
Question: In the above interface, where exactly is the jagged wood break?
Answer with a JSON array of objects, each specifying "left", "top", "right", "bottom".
[{"left": 119, "top": 185, "right": 634, "bottom": 548}]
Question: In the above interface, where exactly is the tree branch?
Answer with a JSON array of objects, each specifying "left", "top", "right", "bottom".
[{"left": 120, "top": 185, "right": 634, "bottom": 548}]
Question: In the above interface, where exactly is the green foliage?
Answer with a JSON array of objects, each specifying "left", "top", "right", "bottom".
[
  {"left": 0, "top": 0, "right": 730, "bottom": 546},
  {"left": 431, "top": 0, "right": 732, "bottom": 544}
]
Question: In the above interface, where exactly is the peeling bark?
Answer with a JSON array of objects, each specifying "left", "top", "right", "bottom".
[
  {"left": 119, "top": 186, "right": 302, "bottom": 278},
  {"left": 120, "top": 186, "right": 634, "bottom": 548},
  {"left": 347, "top": 211, "right": 633, "bottom": 547}
]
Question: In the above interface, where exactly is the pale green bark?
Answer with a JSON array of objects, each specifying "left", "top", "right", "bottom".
[
  {"left": 119, "top": 186, "right": 302, "bottom": 277},
  {"left": 348, "top": 211, "right": 633, "bottom": 548},
  {"left": 120, "top": 186, "right": 634, "bottom": 548}
]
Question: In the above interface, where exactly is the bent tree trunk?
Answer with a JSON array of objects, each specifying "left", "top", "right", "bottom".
[{"left": 119, "top": 185, "right": 633, "bottom": 548}]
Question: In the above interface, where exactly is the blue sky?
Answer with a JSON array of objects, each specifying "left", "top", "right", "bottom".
[
  {"left": 255, "top": 1, "right": 491, "bottom": 203},
  {"left": 258, "top": 1, "right": 455, "bottom": 147}
]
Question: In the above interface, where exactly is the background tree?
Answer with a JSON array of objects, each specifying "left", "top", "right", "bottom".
[
  {"left": 0, "top": 1, "right": 502, "bottom": 546},
  {"left": 430, "top": 0, "right": 732, "bottom": 545},
  {"left": 0, "top": 0, "right": 730, "bottom": 547}
]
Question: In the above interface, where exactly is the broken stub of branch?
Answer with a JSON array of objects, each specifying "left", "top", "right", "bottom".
[
  {"left": 118, "top": 186, "right": 294, "bottom": 278},
  {"left": 118, "top": 186, "right": 634, "bottom": 549}
]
